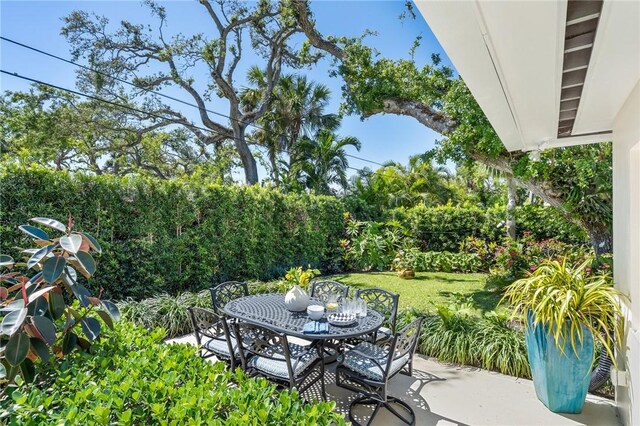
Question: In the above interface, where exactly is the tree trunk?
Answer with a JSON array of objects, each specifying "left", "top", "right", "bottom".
[
  {"left": 268, "top": 148, "right": 281, "bottom": 186},
  {"left": 233, "top": 127, "right": 259, "bottom": 185},
  {"left": 506, "top": 177, "right": 517, "bottom": 240},
  {"left": 581, "top": 220, "right": 613, "bottom": 255}
]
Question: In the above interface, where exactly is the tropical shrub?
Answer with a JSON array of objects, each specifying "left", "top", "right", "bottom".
[
  {"left": 340, "top": 216, "right": 412, "bottom": 272},
  {"left": 485, "top": 236, "right": 593, "bottom": 291},
  {"left": 1, "top": 322, "right": 345, "bottom": 425},
  {"left": 0, "top": 164, "right": 346, "bottom": 299},
  {"left": 0, "top": 216, "right": 119, "bottom": 385},
  {"left": 388, "top": 204, "right": 588, "bottom": 252},
  {"left": 413, "top": 251, "right": 483, "bottom": 273}
]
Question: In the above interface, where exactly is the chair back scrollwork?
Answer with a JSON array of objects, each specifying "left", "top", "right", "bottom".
[
  {"left": 356, "top": 288, "right": 399, "bottom": 332},
  {"left": 392, "top": 317, "right": 424, "bottom": 363},
  {"left": 210, "top": 281, "right": 249, "bottom": 314},
  {"left": 310, "top": 280, "right": 349, "bottom": 301}
]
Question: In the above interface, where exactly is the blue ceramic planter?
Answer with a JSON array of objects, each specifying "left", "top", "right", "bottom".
[{"left": 525, "top": 312, "right": 594, "bottom": 414}]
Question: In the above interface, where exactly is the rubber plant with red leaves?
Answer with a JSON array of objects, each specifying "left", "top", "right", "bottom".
[{"left": 0, "top": 215, "right": 119, "bottom": 386}]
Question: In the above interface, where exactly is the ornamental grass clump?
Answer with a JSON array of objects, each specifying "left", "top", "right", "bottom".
[{"left": 503, "top": 257, "right": 625, "bottom": 362}]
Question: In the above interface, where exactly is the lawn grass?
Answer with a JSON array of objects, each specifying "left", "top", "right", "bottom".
[{"left": 328, "top": 271, "right": 502, "bottom": 313}]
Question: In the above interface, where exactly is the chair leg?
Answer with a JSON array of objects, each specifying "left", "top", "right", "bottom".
[{"left": 348, "top": 395, "right": 415, "bottom": 426}]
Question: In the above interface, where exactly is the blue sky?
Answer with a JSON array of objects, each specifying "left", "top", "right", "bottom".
[{"left": 0, "top": 0, "right": 454, "bottom": 180}]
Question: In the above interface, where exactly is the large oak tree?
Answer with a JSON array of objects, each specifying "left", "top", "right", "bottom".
[
  {"left": 62, "top": 0, "right": 319, "bottom": 184},
  {"left": 292, "top": 0, "right": 612, "bottom": 253}
]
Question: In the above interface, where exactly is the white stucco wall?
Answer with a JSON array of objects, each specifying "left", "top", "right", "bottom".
[{"left": 613, "top": 80, "right": 640, "bottom": 426}]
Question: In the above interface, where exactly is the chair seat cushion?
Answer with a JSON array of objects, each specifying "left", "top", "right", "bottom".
[
  {"left": 248, "top": 343, "right": 319, "bottom": 380},
  {"left": 340, "top": 342, "right": 409, "bottom": 382},
  {"left": 203, "top": 336, "right": 240, "bottom": 358}
]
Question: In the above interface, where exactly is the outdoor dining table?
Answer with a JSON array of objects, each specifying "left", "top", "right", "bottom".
[{"left": 221, "top": 293, "right": 384, "bottom": 342}]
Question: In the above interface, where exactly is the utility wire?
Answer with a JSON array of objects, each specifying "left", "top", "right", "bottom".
[
  {"left": 0, "top": 35, "right": 385, "bottom": 168},
  {"left": 1, "top": 69, "right": 368, "bottom": 174}
]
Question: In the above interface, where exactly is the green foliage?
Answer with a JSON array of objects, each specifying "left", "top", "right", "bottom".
[
  {"left": 349, "top": 155, "right": 457, "bottom": 214},
  {"left": 413, "top": 251, "right": 483, "bottom": 273},
  {"left": 0, "top": 164, "right": 346, "bottom": 300},
  {"left": 118, "top": 282, "right": 282, "bottom": 339},
  {"left": 389, "top": 204, "right": 587, "bottom": 252},
  {"left": 396, "top": 299, "right": 530, "bottom": 379},
  {"left": 341, "top": 217, "right": 411, "bottom": 272},
  {"left": 1, "top": 216, "right": 119, "bottom": 385},
  {"left": 504, "top": 258, "right": 625, "bottom": 362},
  {"left": 1, "top": 322, "right": 345, "bottom": 425},
  {"left": 485, "top": 237, "right": 595, "bottom": 291}
]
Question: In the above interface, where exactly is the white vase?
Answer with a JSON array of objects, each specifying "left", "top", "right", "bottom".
[{"left": 284, "top": 285, "right": 310, "bottom": 312}]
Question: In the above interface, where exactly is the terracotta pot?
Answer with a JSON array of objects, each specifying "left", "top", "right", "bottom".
[{"left": 397, "top": 269, "right": 416, "bottom": 279}]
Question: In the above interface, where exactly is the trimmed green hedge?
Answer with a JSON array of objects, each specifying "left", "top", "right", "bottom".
[
  {"left": 1, "top": 322, "right": 344, "bottom": 425},
  {"left": 0, "top": 165, "right": 346, "bottom": 300},
  {"left": 387, "top": 204, "right": 588, "bottom": 252}
]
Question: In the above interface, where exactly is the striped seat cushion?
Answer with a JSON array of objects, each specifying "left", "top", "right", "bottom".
[
  {"left": 248, "top": 343, "right": 319, "bottom": 379},
  {"left": 203, "top": 336, "right": 240, "bottom": 358},
  {"left": 340, "top": 342, "right": 409, "bottom": 382}
]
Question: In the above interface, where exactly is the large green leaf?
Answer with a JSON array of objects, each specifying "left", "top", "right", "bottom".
[
  {"left": 97, "top": 310, "right": 114, "bottom": 330},
  {"left": 42, "top": 256, "right": 66, "bottom": 283},
  {"left": 0, "top": 300, "right": 25, "bottom": 315},
  {"left": 0, "top": 255, "right": 14, "bottom": 268},
  {"left": 81, "top": 232, "right": 102, "bottom": 254},
  {"left": 71, "top": 284, "right": 91, "bottom": 307},
  {"left": 62, "top": 332, "right": 77, "bottom": 355},
  {"left": 29, "top": 338, "right": 50, "bottom": 362},
  {"left": 30, "top": 217, "right": 66, "bottom": 232},
  {"left": 20, "top": 358, "right": 35, "bottom": 383},
  {"left": 25, "top": 271, "right": 43, "bottom": 290},
  {"left": 5, "top": 332, "right": 30, "bottom": 366},
  {"left": 26, "top": 285, "right": 56, "bottom": 306},
  {"left": 27, "top": 244, "right": 55, "bottom": 269},
  {"left": 18, "top": 225, "right": 49, "bottom": 241},
  {"left": 28, "top": 296, "right": 49, "bottom": 317},
  {"left": 80, "top": 317, "right": 101, "bottom": 341},
  {"left": 48, "top": 292, "right": 65, "bottom": 320},
  {"left": 75, "top": 252, "right": 96, "bottom": 276},
  {"left": 101, "top": 300, "right": 121, "bottom": 321},
  {"left": 60, "top": 234, "right": 83, "bottom": 254},
  {"left": 64, "top": 265, "right": 77, "bottom": 283},
  {"left": 1, "top": 308, "right": 27, "bottom": 336},
  {"left": 31, "top": 316, "right": 57, "bottom": 345}
]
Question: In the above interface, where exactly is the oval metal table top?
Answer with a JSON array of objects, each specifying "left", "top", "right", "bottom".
[{"left": 221, "top": 293, "right": 383, "bottom": 340}]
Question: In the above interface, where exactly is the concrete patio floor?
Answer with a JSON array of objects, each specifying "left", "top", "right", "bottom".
[{"left": 168, "top": 334, "right": 620, "bottom": 426}]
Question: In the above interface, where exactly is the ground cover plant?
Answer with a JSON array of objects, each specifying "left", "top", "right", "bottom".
[{"left": 1, "top": 322, "right": 345, "bottom": 425}]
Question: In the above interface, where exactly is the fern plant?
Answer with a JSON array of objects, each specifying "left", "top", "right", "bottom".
[{"left": 503, "top": 257, "right": 625, "bottom": 362}]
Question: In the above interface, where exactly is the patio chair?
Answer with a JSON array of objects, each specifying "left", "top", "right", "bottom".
[
  {"left": 355, "top": 288, "right": 399, "bottom": 344},
  {"left": 187, "top": 306, "right": 241, "bottom": 369},
  {"left": 210, "top": 281, "right": 249, "bottom": 315},
  {"left": 335, "top": 317, "right": 425, "bottom": 426},
  {"left": 309, "top": 280, "right": 350, "bottom": 363},
  {"left": 232, "top": 320, "right": 326, "bottom": 401},
  {"left": 310, "top": 280, "right": 349, "bottom": 302}
]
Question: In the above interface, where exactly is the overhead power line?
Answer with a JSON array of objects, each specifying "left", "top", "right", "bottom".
[
  {"left": 0, "top": 35, "right": 385, "bottom": 168},
  {"left": 0, "top": 69, "right": 369, "bottom": 173}
]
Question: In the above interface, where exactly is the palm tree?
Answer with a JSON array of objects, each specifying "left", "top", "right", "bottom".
[
  {"left": 242, "top": 69, "right": 340, "bottom": 185},
  {"left": 295, "top": 129, "right": 361, "bottom": 194}
]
